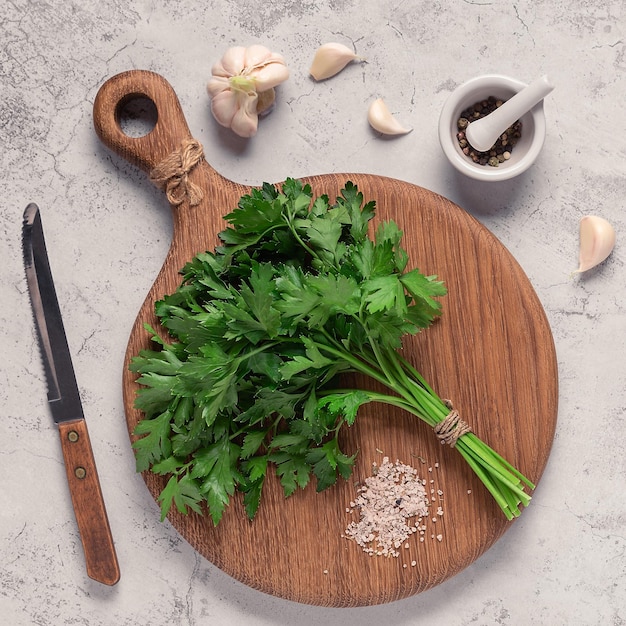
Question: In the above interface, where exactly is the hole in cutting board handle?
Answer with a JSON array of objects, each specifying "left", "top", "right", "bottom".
[
  {"left": 94, "top": 69, "right": 223, "bottom": 182},
  {"left": 116, "top": 95, "right": 158, "bottom": 138}
]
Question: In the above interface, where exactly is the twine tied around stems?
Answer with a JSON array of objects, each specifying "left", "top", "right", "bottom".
[
  {"left": 433, "top": 400, "right": 471, "bottom": 447},
  {"left": 149, "top": 138, "right": 205, "bottom": 207}
]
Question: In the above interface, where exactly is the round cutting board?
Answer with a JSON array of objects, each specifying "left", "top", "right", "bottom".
[{"left": 93, "top": 70, "right": 558, "bottom": 607}]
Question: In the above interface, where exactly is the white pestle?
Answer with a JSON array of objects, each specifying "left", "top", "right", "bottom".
[{"left": 465, "top": 75, "right": 554, "bottom": 153}]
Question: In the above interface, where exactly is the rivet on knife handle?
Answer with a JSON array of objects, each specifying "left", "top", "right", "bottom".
[{"left": 58, "top": 420, "right": 120, "bottom": 586}]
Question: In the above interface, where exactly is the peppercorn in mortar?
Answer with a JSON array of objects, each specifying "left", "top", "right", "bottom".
[{"left": 456, "top": 96, "right": 522, "bottom": 166}]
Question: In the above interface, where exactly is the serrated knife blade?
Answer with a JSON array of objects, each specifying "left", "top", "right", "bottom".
[{"left": 22, "top": 203, "right": 120, "bottom": 586}]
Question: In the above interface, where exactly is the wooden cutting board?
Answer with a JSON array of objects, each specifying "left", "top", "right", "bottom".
[{"left": 93, "top": 70, "right": 558, "bottom": 607}]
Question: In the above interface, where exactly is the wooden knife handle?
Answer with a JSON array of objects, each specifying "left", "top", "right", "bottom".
[{"left": 58, "top": 419, "right": 120, "bottom": 586}]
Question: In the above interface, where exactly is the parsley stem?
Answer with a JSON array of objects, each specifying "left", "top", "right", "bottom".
[
  {"left": 365, "top": 333, "right": 402, "bottom": 394},
  {"left": 460, "top": 434, "right": 534, "bottom": 493},
  {"left": 283, "top": 211, "right": 319, "bottom": 263},
  {"left": 314, "top": 340, "right": 394, "bottom": 391},
  {"left": 456, "top": 445, "right": 515, "bottom": 519},
  {"left": 397, "top": 353, "right": 439, "bottom": 397}
]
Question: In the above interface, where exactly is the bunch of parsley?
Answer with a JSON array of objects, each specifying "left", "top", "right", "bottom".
[{"left": 130, "top": 179, "right": 533, "bottom": 525}]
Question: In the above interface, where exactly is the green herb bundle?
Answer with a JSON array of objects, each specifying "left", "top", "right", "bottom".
[{"left": 130, "top": 179, "right": 533, "bottom": 525}]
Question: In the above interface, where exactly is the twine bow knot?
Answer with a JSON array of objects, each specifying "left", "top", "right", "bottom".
[{"left": 149, "top": 138, "right": 205, "bottom": 207}]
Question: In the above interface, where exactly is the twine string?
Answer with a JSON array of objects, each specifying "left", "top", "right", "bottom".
[
  {"left": 433, "top": 401, "right": 471, "bottom": 447},
  {"left": 149, "top": 138, "right": 205, "bottom": 207}
]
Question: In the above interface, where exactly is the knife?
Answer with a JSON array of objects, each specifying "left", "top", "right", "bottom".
[{"left": 22, "top": 203, "right": 120, "bottom": 586}]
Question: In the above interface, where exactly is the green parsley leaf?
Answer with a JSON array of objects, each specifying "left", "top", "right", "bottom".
[
  {"left": 132, "top": 410, "right": 172, "bottom": 472},
  {"left": 157, "top": 474, "right": 203, "bottom": 522},
  {"left": 192, "top": 440, "right": 242, "bottom": 526},
  {"left": 362, "top": 274, "right": 408, "bottom": 315},
  {"left": 317, "top": 390, "right": 371, "bottom": 426}
]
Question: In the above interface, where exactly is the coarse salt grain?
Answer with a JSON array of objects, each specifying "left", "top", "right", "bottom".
[{"left": 343, "top": 457, "right": 430, "bottom": 557}]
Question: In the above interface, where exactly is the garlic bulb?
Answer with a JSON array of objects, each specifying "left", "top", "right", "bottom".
[
  {"left": 207, "top": 45, "right": 289, "bottom": 138},
  {"left": 575, "top": 215, "right": 616, "bottom": 273},
  {"left": 309, "top": 42, "right": 362, "bottom": 81},
  {"left": 367, "top": 98, "right": 412, "bottom": 135}
]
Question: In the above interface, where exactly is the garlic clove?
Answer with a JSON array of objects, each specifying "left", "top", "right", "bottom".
[
  {"left": 212, "top": 46, "right": 247, "bottom": 78},
  {"left": 252, "top": 61, "right": 290, "bottom": 92},
  {"left": 242, "top": 45, "right": 289, "bottom": 91},
  {"left": 210, "top": 90, "right": 240, "bottom": 127},
  {"left": 207, "top": 75, "right": 230, "bottom": 98},
  {"left": 367, "top": 98, "right": 412, "bottom": 135},
  {"left": 211, "top": 90, "right": 259, "bottom": 137},
  {"left": 309, "top": 42, "right": 362, "bottom": 81},
  {"left": 256, "top": 88, "right": 276, "bottom": 116},
  {"left": 230, "top": 93, "right": 260, "bottom": 138},
  {"left": 575, "top": 215, "right": 616, "bottom": 273},
  {"left": 245, "top": 45, "right": 286, "bottom": 70},
  {"left": 244, "top": 44, "right": 277, "bottom": 68}
]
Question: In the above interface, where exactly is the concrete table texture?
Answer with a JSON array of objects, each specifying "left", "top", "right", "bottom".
[{"left": 1, "top": 1, "right": 624, "bottom": 624}]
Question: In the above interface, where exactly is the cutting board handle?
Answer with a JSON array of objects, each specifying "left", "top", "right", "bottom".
[
  {"left": 93, "top": 70, "right": 246, "bottom": 255},
  {"left": 93, "top": 69, "right": 237, "bottom": 206},
  {"left": 93, "top": 69, "right": 195, "bottom": 174}
]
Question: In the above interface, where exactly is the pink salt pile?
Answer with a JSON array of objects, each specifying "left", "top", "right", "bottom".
[{"left": 343, "top": 457, "right": 430, "bottom": 557}]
